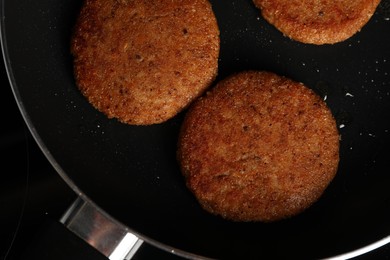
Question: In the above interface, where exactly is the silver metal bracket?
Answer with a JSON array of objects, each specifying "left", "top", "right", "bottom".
[{"left": 60, "top": 197, "right": 143, "bottom": 260}]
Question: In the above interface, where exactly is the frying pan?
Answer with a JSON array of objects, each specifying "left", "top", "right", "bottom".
[{"left": 1, "top": 0, "right": 390, "bottom": 259}]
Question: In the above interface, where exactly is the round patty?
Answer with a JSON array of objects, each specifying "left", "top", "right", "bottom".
[
  {"left": 177, "top": 71, "right": 340, "bottom": 222},
  {"left": 71, "top": 0, "right": 219, "bottom": 125},
  {"left": 253, "top": 0, "right": 381, "bottom": 44}
]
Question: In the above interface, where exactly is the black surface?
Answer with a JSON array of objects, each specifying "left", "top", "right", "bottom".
[
  {"left": 22, "top": 218, "right": 108, "bottom": 260},
  {"left": 0, "top": 34, "right": 183, "bottom": 260},
  {"left": 0, "top": 49, "right": 77, "bottom": 258},
  {"left": 1, "top": 0, "right": 390, "bottom": 259}
]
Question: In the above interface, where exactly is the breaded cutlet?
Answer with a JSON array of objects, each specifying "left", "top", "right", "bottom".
[
  {"left": 253, "top": 0, "right": 381, "bottom": 44},
  {"left": 178, "top": 71, "right": 340, "bottom": 222},
  {"left": 71, "top": 0, "right": 220, "bottom": 125}
]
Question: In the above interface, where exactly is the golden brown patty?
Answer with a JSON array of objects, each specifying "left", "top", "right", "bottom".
[
  {"left": 177, "top": 71, "right": 340, "bottom": 222},
  {"left": 253, "top": 0, "right": 381, "bottom": 44},
  {"left": 71, "top": 0, "right": 219, "bottom": 125}
]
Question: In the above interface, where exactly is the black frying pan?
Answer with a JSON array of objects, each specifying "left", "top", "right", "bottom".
[{"left": 1, "top": 0, "right": 390, "bottom": 259}]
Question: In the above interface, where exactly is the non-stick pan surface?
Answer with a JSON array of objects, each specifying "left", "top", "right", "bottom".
[{"left": 2, "top": 0, "right": 390, "bottom": 259}]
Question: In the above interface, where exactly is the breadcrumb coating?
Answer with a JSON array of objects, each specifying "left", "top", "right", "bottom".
[
  {"left": 178, "top": 71, "right": 340, "bottom": 222},
  {"left": 71, "top": 0, "right": 220, "bottom": 125},
  {"left": 253, "top": 0, "right": 381, "bottom": 44}
]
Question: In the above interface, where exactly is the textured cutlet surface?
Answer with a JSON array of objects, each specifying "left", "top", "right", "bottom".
[
  {"left": 71, "top": 0, "right": 220, "bottom": 125},
  {"left": 178, "top": 71, "right": 340, "bottom": 222},
  {"left": 253, "top": 0, "right": 381, "bottom": 44}
]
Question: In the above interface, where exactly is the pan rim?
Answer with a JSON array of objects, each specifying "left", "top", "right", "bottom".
[
  {"left": 0, "top": 26, "right": 206, "bottom": 259},
  {"left": 327, "top": 235, "right": 390, "bottom": 260}
]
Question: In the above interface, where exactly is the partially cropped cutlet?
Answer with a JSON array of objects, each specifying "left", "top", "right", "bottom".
[
  {"left": 71, "top": 0, "right": 220, "bottom": 125},
  {"left": 253, "top": 0, "right": 381, "bottom": 44}
]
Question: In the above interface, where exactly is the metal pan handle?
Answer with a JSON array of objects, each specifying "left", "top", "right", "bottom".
[{"left": 60, "top": 197, "right": 143, "bottom": 260}]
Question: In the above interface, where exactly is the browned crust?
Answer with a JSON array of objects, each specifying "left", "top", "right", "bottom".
[
  {"left": 71, "top": 0, "right": 220, "bottom": 125},
  {"left": 253, "top": 0, "right": 381, "bottom": 44},
  {"left": 177, "top": 71, "right": 340, "bottom": 222}
]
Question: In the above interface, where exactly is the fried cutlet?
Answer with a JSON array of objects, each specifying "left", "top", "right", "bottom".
[
  {"left": 71, "top": 0, "right": 220, "bottom": 125},
  {"left": 253, "top": 0, "right": 381, "bottom": 44},
  {"left": 177, "top": 71, "right": 340, "bottom": 222}
]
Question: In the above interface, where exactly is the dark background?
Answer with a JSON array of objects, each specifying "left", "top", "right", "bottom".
[
  {"left": 1, "top": 48, "right": 390, "bottom": 260},
  {"left": 0, "top": 49, "right": 183, "bottom": 259}
]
